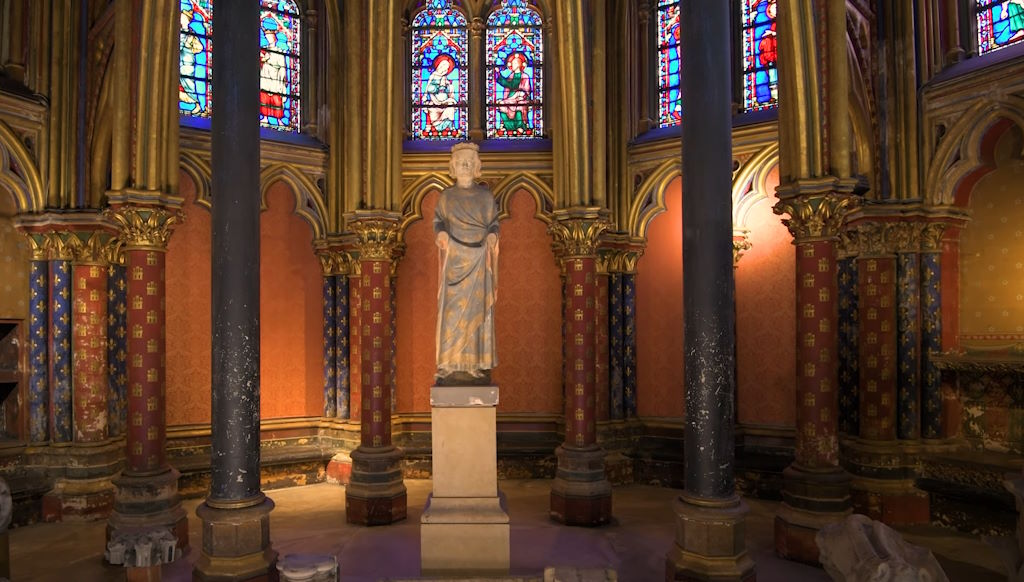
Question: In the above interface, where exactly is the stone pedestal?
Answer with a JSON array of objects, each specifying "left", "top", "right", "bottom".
[
  {"left": 666, "top": 495, "right": 756, "bottom": 582},
  {"left": 774, "top": 465, "right": 851, "bottom": 564},
  {"left": 193, "top": 498, "right": 277, "bottom": 582},
  {"left": 550, "top": 446, "right": 613, "bottom": 526},
  {"left": 345, "top": 446, "right": 407, "bottom": 525},
  {"left": 421, "top": 385, "right": 510, "bottom": 576},
  {"left": 107, "top": 469, "right": 189, "bottom": 552}
]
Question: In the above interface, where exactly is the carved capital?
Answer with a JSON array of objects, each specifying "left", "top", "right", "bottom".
[
  {"left": 851, "top": 222, "right": 890, "bottom": 257},
  {"left": 43, "top": 232, "right": 75, "bottom": 261},
  {"left": 549, "top": 208, "right": 611, "bottom": 259},
  {"left": 601, "top": 248, "right": 643, "bottom": 274},
  {"left": 67, "top": 231, "right": 118, "bottom": 264},
  {"left": 733, "top": 235, "right": 753, "bottom": 266},
  {"left": 24, "top": 233, "right": 48, "bottom": 261},
  {"left": 773, "top": 193, "right": 858, "bottom": 241},
  {"left": 470, "top": 16, "right": 485, "bottom": 38},
  {"left": 920, "top": 222, "right": 947, "bottom": 252},
  {"left": 888, "top": 222, "right": 922, "bottom": 253},
  {"left": 347, "top": 214, "right": 402, "bottom": 262},
  {"left": 317, "top": 250, "right": 356, "bottom": 276},
  {"left": 105, "top": 205, "right": 183, "bottom": 250}
]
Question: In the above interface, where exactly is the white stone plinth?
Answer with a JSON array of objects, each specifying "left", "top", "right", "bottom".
[{"left": 422, "top": 385, "right": 510, "bottom": 576}]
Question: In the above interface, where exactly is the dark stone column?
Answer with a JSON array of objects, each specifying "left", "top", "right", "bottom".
[
  {"left": 549, "top": 210, "right": 612, "bottom": 527},
  {"left": 344, "top": 214, "right": 407, "bottom": 526},
  {"left": 194, "top": 0, "right": 275, "bottom": 577},
  {"left": 665, "top": 1, "right": 753, "bottom": 578}
]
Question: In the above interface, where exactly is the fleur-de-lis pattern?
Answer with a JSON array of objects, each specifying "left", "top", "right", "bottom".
[
  {"left": 837, "top": 256, "right": 859, "bottom": 436},
  {"left": 608, "top": 273, "right": 624, "bottom": 420},
  {"left": 29, "top": 260, "right": 49, "bottom": 443},
  {"left": 107, "top": 263, "right": 128, "bottom": 437},
  {"left": 50, "top": 260, "right": 73, "bottom": 442},
  {"left": 72, "top": 264, "right": 109, "bottom": 442},
  {"left": 622, "top": 274, "right": 637, "bottom": 418},
  {"left": 858, "top": 256, "right": 897, "bottom": 441},
  {"left": 920, "top": 252, "right": 943, "bottom": 439},
  {"left": 322, "top": 274, "right": 338, "bottom": 417},
  {"left": 896, "top": 252, "right": 920, "bottom": 440},
  {"left": 335, "top": 275, "right": 350, "bottom": 419}
]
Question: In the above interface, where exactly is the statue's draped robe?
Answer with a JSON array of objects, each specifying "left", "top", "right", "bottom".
[{"left": 434, "top": 185, "right": 499, "bottom": 373}]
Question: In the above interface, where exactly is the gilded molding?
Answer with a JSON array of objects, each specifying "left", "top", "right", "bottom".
[
  {"left": 887, "top": 222, "right": 922, "bottom": 253},
  {"left": 347, "top": 213, "right": 403, "bottom": 262},
  {"left": 549, "top": 208, "right": 611, "bottom": 258},
  {"left": 105, "top": 205, "right": 184, "bottom": 250},
  {"left": 852, "top": 221, "right": 890, "bottom": 257},
  {"left": 733, "top": 236, "right": 753, "bottom": 265},
  {"left": 43, "top": 232, "right": 75, "bottom": 261},
  {"left": 317, "top": 250, "right": 356, "bottom": 276},
  {"left": 773, "top": 193, "right": 858, "bottom": 241},
  {"left": 25, "top": 233, "right": 48, "bottom": 261},
  {"left": 601, "top": 248, "right": 643, "bottom": 274}
]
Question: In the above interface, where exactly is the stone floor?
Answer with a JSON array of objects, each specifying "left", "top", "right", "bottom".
[{"left": 8, "top": 479, "right": 1011, "bottom": 581}]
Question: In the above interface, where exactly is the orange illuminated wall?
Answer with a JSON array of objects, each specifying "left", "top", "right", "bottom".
[
  {"left": 166, "top": 173, "right": 323, "bottom": 425},
  {"left": 636, "top": 178, "right": 685, "bottom": 418},
  {"left": 395, "top": 189, "right": 562, "bottom": 413},
  {"left": 0, "top": 192, "right": 29, "bottom": 319},
  {"left": 635, "top": 174, "right": 796, "bottom": 426},
  {"left": 734, "top": 178, "right": 796, "bottom": 426}
]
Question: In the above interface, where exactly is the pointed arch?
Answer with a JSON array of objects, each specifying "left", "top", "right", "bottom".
[
  {"left": 400, "top": 171, "right": 454, "bottom": 237},
  {"left": 490, "top": 171, "right": 553, "bottom": 223},
  {"left": 179, "top": 150, "right": 212, "bottom": 208},
  {"left": 732, "top": 142, "right": 780, "bottom": 230},
  {"left": 925, "top": 96, "right": 1024, "bottom": 206},
  {"left": 259, "top": 163, "right": 328, "bottom": 239},
  {"left": 0, "top": 121, "right": 44, "bottom": 213},
  {"left": 627, "top": 159, "right": 679, "bottom": 239}
]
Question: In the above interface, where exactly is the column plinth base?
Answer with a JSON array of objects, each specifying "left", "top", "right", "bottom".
[
  {"left": 193, "top": 497, "right": 277, "bottom": 581},
  {"left": 665, "top": 495, "right": 756, "bottom": 582},
  {"left": 550, "top": 445, "right": 612, "bottom": 526},
  {"left": 107, "top": 468, "right": 189, "bottom": 554},
  {"left": 775, "top": 464, "right": 852, "bottom": 564},
  {"left": 42, "top": 476, "right": 116, "bottom": 521},
  {"left": 844, "top": 439, "right": 930, "bottom": 525},
  {"left": 345, "top": 445, "right": 407, "bottom": 525},
  {"left": 39, "top": 440, "right": 123, "bottom": 521},
  {"left": 326, "top": 452, "right": 352, "bottom": 485}
]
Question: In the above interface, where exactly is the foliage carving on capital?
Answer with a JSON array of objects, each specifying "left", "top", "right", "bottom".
[
  {"left": 348, "top": 217, "right": 402, "bottom": 262},
  {"left": 25, "top": 234, "right": 48, "bottom": 261},
  {"left": 852, "top": 222, "right": 889, "bottom": 257},
  {"left": 888, "top": 222, "right": 922, "bottom": 253},
  {"left": 602, "top": 247, "right": 644, "bottom": 274},
  {"left": 317, "top": 250, "right": 355, "bottom": 276},
  {"left": 773, "top": 193, "right": 858, "bottom": 241},
  {"left": 549, "top": 212, "right": 611, "bottom": 259},
  {"left": 105, "top": 205, "right": 183, "bottom": 250},
  {"left": 67, "top": 231, "right": 119, "bottom": 264},
  {"left": 920, "top": 222, "right": 947, "bottom": 252},
  {"left": 733, "top": 237, "right": 753, "bottom": 265}
]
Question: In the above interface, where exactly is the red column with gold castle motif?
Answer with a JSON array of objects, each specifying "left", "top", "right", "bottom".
[
  {"left": 344, "top": 213, "right": 407, "bottom": 525},
  {"left": 549, "top": 209, "right": 612, "bottom": 526},
  {"left": 773, "top": 190, "right": 856, "bottom": 564},
  {"left": 71, "top": 249, "right": 111, "bottom": 444},
  {"left": 106, "top": 202, "right": 188, "bottom": 549}
]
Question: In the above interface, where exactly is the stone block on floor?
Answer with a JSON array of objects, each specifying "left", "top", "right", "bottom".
[{"left": 816, "top": 513, "right": 949, "bottom": 582}]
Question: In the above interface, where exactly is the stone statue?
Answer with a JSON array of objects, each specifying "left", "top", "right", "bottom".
[
  {"left": 434, "top": 143, "right": 499, "bottom": 385},
  {"left": 816, "top": 514, "right": 949, "bottom": 582}
]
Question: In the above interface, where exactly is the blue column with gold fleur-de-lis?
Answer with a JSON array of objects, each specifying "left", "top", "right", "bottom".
[
  {"left": 49, "top": 249, "right": 73, "bottom": 443},
  {"left": 622, "top": 272, "right": 637, "bottom": 418},
  {"left": 335, "top": 273, "right": 350, "bottom": 419},
  {"left": 107, "top": 261, "right": 128, "bottom": 437},
  {"left": 920, "top": 224, "right": 944, "bottom": 439},
  {"left": 28, "top": 253, "right": 49, "bottom": 443},
  {"left": 322, "top": 270, "right": 338, "bottom": 418},
  {"left": 608, "top": 272, "right": 624, "bottom": 420},
  {"left": 837, "top": 255, "right": 859, "bottom": 436},
  {"left": 896, "top": 247, "right": 920, "bottom": 440}
]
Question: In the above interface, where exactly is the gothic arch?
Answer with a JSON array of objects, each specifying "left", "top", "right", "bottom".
[
  {"left": 732, "top": 142, "right": 780, "bottom": 231},
  {"left": 179, "top": 151, "right": 212, "bottom": 208},
  {"left": 0, "top": 121, "right": 44, "bottom": 214},
  {"left": 259, "top": 164, "right": 329, "bottom": 240},
  {"left": 491, "top": 171, "right": 553, "bottom": 224},
  {"left": 400, "top": 172, "right": 454, "bottom": 237},
  {"left": 627, "top": 158, "right": 679, "bottom": 239},
  {"left": 925, "top": 97, "right": 1024, "bottom": 206}
]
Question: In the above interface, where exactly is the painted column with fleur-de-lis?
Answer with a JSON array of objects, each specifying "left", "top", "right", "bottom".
[
  {"left": 344, "top": 213, "right": 407, "bottom": 526},
  {"left": 603, "top": 244, "right": 642, "bottom": 420},
  {"left": 548, "top": 208, "right": 613, "bottom": 526}
]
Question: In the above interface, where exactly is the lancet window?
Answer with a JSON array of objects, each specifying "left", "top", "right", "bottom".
[
  {"left": 656, "top": 0, "right": 681, "bottom": 127},
  {"left": 975, "top": 0, "right": 1024, "bottom": 55},
  {"left": 740, "top": 0, "right": 778, "bottom": 112},
  {"left": 410, "top": 0, "right": 469, "bottom": 139},
  {"left": 485, "top": 0, "right": 544, "bottom": 139}
]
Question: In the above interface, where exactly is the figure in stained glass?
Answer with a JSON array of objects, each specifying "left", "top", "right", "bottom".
[
  {"left": 411, "top": 0, "right": 468, "bottom": 139},
  {"left": 977, "top": 0, "right": 1024, "bottom": 54},
  {"left": 258, "top": 1, "right": 301, "bottom": 130},
  {"left": 741, "top": 0, "right": 778, "bottom": 111},
  {"left": 179, "top": 0, "right": 212, "bottom": 117},
  {"left": 657, "top": 0, "right": 681, "bottom": 126},
  {"left": 486, "top": 0, "right": 544, "bottom": 139}
]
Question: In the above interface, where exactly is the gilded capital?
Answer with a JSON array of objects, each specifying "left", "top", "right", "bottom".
[
  {"left": 105, "top": 205, "right": 183, "bottom": 250},
  {"left": 317, "top": 249, "right": 355, "bottom": 276},
  {"left": 347, "top": 214, "right": 402, "bottom": 262},
  {"left": 43, "top": 232, "right": 75, "bottom": 261},
  {"left": 67, "top": 231, "right": 118, "bottom": 264},
  {"left": 733, "top": 236, "right": 753, "bottom": 266},
  {"left": 888, "top": 222, "right": 922, "bottom": 253},
  {"left": 25, "top": 233, "right": 48, "bottom": 261},
  {"left": 773, "top": 193, "right": 858, "bottom": 241},
  {"left": 601, "top": 248, "right": 644, "bottom": 274},
  {"left": 851, "top": 222, "right": 890, "bottom": 257},
  {"left": 549, "top": 208, "right": 611, "bottom": 259},
  {"left": 920, "top": 222, "right": 947, "bottom": 252}
]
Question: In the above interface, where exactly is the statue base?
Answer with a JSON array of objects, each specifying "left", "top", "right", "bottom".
[{"left": 421, "top": 385, "right": 509, "bottom": 576}]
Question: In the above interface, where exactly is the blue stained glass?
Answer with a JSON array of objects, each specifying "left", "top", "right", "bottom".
[
  {"left": 179, "top": 0, "right": 213, "bottom": 117},
  {"left": 411, "top": 0, "right": 468, "bottom": 139},
  {"left": 976, "top": 0, "right": 1024, "bottom": 55},
  {"left": 657, "top": 0, "right": 681, "bottom": 126},
  {"left": 486, "top": 0, "right": 544, "bottom": 139},
  {"left": 259, "top": 0, "right": 301, "bottom": 131},
  {"left": 741, "top": 0, "right": 778, "bottom": 112}
]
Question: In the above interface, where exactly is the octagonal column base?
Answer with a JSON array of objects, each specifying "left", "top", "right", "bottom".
[
  {"left": 193, "top": 497, "right": 277, "bottom": 581},
  {"left": 665, "top": 495, "right": 756, "bottom": 582}
]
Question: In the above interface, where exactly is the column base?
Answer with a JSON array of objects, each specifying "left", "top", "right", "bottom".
[
  {"left": 194, "top": 497, "right": 277, "bottom": 582},
  {"left": 844, "top": 439, "right": 930, "bottom": 525},
  {"left": 345, "top": 445, "right": 407, "bottom": 525},
  {"left": 774, "top": 464, "right": 852, "bottom": 564},
  {"left": 107, "top": 468, "right": 189, "bottom": 554},
  {"left": 325, "top": 452, "right": 352, "bottom": 485},
  {"left": 550, "top": 445, "right": 613, "bottom": 526},
  {"left": 42, "top": 476, "right": 116, "bottom": 521},
  {"left": 665, "top": 495, "right": 756, "bottom": 582}
]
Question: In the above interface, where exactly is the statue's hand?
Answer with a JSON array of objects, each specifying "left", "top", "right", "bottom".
[{"left": 436, "top": 231, "right": 450, "bottom": 251}]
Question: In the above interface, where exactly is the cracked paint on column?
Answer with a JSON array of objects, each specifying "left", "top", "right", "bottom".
[
  {"left": 335, "top": 274, "right": 350, "bottom": 419},
  {"left": 126, "top": 250, "right": 167, "bottom": 473},
  {"left": 360, "top": 260, "right": 392, "bottom": 448},
  {"left": 323, "top": 274, "right": 338, "bottom": 417},
  {"left": 107, "top": 263, "right": 127, "bottom": 437},
  {"left": 29, "top": 260, "right": 49, "bottom": 442},
  {"left": 921, "top": 251, "right": 942, "bottom": 439},
  {"left": 794, "top": 240, "right": 840, "bottom": 468},
  {"left": 564, "top": 257, "right": 597, "bottom": 448},
  {"left": 50, "top": 259, "right": 72, "bottom": 443},
  {"left": 858, "top": 256, "right": 898, "bottom": 441},
  {"left": 72, "top": 263, "right": 109, "bottom": 442}
]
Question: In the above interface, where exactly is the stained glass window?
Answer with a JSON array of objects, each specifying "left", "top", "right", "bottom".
[
  {"left": 976, "top": 0, "right": 1024, "bottom": 55},
  {"left": 741, "top": 0, "right": 778, "bottom": 112},
  {"left": 179, "top": 0, "right": 213, "bottom": 118},
  {"left": 411, "top": 0, "right": 469, "bottom": 140},
  {"left": 178, "top": 0, "right": 302, "bottom": 132},
  {"left": 486, "top": 0, "right": 544, "bottom": 139},
  {"left": 259, "top": 0, "right": 301, "bottom": 131},
  {"left": 657, "top": 0, "right": 681, "bottom": 127}
]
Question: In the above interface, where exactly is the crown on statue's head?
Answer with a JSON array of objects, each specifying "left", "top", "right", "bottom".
[{"left": 450, "top": 142, "right": 480, "bottom": 155}]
